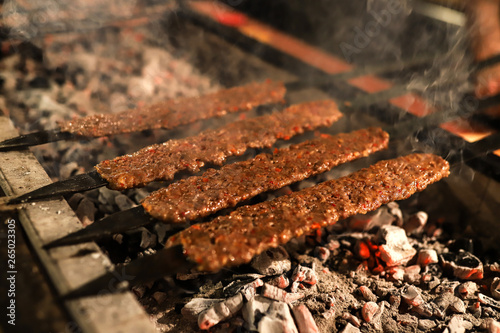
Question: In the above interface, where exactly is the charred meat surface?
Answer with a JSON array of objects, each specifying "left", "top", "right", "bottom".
[
  {"left": 58, "top": 80, "right": 286, "bottom": 137},
  {"left": 167, "top": 153, "right": 450, "bottom": 272},
  {"left": 96, "top": 100, "right": 343, "bottom": 190},
  {"left": 142, "top": 127, "right": 389, "bottom": 223}
]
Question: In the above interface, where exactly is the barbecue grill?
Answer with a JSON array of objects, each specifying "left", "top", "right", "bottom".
[{"left": 1, "top": 1, "right": 500, "bottom": 332}]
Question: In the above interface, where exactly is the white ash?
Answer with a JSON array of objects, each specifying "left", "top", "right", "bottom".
[
  {"left": 261, "top": 301, "right": 299, "bottom": 333},
  {"left": 376, "top": 225, "right": 417, "bottom": 267},
  {"left": 181, "top": 298, "right": 224, "bottom": 320},
  {"left": 198, "top": 293, "right": 244, "bottom": 330},
  {"left": 262, "top": 283, "right": 304, "bottom": 304}
]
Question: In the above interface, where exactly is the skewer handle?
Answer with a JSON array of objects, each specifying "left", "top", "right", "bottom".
[{"left": 0, "top": 130, "right": 75, "bottom": 151}]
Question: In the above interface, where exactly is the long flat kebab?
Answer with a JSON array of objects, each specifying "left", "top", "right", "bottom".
[
  {"left": 96, "top": 100, "right": 342, "bottom": 190},
  {"left": 59, "top": 80, "right": 286, "bottom": 137},
  {"left": 0, "top": 80, "right": 286, "bottom": 150},
  {"left": 167, "top": 153, "right": 450, "bottom": 272},
  {"left": 143, "top": 127, "right": 389, "bottom": 223}
]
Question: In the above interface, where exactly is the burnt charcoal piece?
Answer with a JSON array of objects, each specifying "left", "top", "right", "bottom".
[
  {"left": 167, "top": 153, "right": 450, "bottom": 272},
  {"left": 96, "top": 100, "right": 343, "bottom": 190},
  {"left": 28, "top": 76, "right": 50, "bottom": 88},
  {"left": 142, "top": 127, "right": 389, "bottom": 222},
  {"left": 441, "top": 250, "right": 484, "bottom": 280},
  {"left": 58, "top": 80, "right": 286, "bottom": 137}
]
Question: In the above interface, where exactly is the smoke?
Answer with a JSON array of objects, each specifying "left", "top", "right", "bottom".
[{"left": 2, "top": 0, "right": 138, "bottom": 42}]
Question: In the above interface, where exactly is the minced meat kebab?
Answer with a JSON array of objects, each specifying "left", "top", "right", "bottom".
[
  {"left": 96, "top": 100, "right": 343, "bottom": 190},
  {"left": 166, "top": 153, "right": 450, "bottom": 272},
  {"left": 142, "top": 127, "right": 389, "bottom": 223},
  {"left": 58, "top": 80, "right": 286, "bottom": 137}
]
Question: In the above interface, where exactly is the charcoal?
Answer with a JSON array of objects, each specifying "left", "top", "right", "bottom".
[
  {"left": 387, "top": 202, "right": 403, "bottom": 226},
  {"left": 291, "top": 265, "right": 317, "bottom": 286},
  {"left": 182, "top": 298, "right": 224, "bottom": 320},
  {"left": 242, "top": 296, "right": 274, "bottom": 331},
  {"left": 491, "top": 277, "right": 500, "bottom": 300},
  {"left": 358, "top": 286, "right": 377, "bottom": 302},
  {"left": 152, "top": 291, "right": 167, "bottom": 304},
  {"left": 262, "top": 283, "right": 304, "bottom": 304},
  {"left": 488, "top": 320, "right": 500, "bottom": 333},
  {"left": 440, "top": 251, "right": 484, "bottom": 280},
  {"left": 313, "top": 246, "right": 330, "bottom": 262},
  {"left": 417, "top": 249, "right": 439, "bottom": 267},
  {"left": 251, "top": 246, "right": 291, "bottom": 276},
  {"left": 376, "top": 225, "right": 417, "bottom": 267},
  {"left": 98, "top": 187, "right": 117, "bottom": 206},
  {"left": 443, "top": 315, "right": 466, "bottom": 333},
  {"left": 479, "top": 293, "right": 500, "bottom": 310},
  {"left": 401, "top": 285, "right": 425, "bottom": 307},
  {"left": 291, "top": 304, "right": 318, "bottom": 333},
  {"left": 488, "top": 262, "right": 500, "bottom": 274},
  {"left": 448, "top": 297, "right": 466, "bottom": 314},
  {"left": 198, "top": 293, "right": 244, "bottom": 330},
  {"left": 269, "top": 275, "right": 290, "bottom": 289},
  {"left": 240, "top": 279, "right": 264, "bottom": 301},
  {"left": 468, "top": 301, "right": 482, "bottom": 318},
  {"left": 321, "top": 308, "right": 335, "bottom": 319},
  {"left": 75, "top": 197, "right": 97, "bottom": 227},
  {"left": 153, "top": 223, "right": 170, "bottom": 244},
  {"left": 361, "top": 301, "right": 379, "bottom": 323},
  {"left": 418, "top": 319, "right": 437, "bottom": 330},
  {"left": 342, "top": 312, "right": 362, "bottom": 328},
  {"left": 139, "top": 227, "right": 157, "bottom": 249},
  {"left": 223, "top": 278, "right": 264, "bottom": 299},
  {"left": 404, "top": 211, "right": 427, "bottom": 235},
  {"left": 403, "top": 265, "right": 421, "bottom": 284},
  {"left": 341, "top": 323, "right": 361, "bottom": 333},
  {"left": 349, "top": 205, "right": 396, "bottom": 231},
  {"left": 60, "top": 161, "right": 83, "bottom": 179},
  {"left": 255, "top": 301, "right": 298, "bottom": 333},
  {"left": 115, "top": 194, "right": 136, "bottom": 211},
  {"left": 67, "top": 192, "right": 85, "bottom": 210}
]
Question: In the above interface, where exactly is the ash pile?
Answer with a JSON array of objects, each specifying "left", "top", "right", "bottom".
[
  {"left": 136, "top": 199, "right": 500, "bottom": 333},
  {"left": 1, "top": 6, "right": 500, "bottom": 333}
]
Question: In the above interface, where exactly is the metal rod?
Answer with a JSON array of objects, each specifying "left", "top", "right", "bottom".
[{"left": 6, "top": 170, "right": 107, "bottom": 205}]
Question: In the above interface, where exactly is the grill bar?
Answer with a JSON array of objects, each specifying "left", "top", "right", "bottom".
[{"left": 0, "top": 117, "right": 156, "bottom": 333}]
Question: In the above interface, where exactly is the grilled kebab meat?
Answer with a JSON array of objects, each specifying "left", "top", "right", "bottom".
[
  {"left": 96, "top": 100, "right": 343, "bottom": 190},
  {"left": 167, "top": 153, "right": 450, "bottom": 272},
  {"left": 58, "top": 80, "right": 286, "bottom": 137},
  {"left": 143, "top": 127, "right": 389, "bottom": 223}
]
